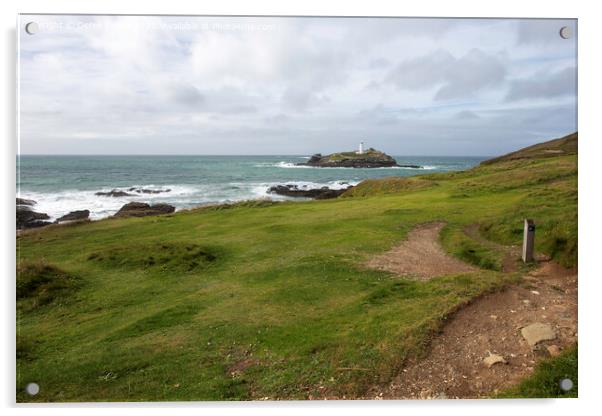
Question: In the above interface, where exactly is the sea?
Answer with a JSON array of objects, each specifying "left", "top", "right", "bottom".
[{"left": 16, "top": 155, "right": 486, "bottom": 221}]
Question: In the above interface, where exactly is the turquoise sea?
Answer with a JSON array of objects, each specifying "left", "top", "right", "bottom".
[{"left": 16, "top": 155, "right": 486, "bottom": 220}]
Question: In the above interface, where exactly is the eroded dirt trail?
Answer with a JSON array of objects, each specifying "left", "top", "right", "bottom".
[
  {"left": 366, "top": 222, "right": 477, "bottom": 280},
  {"left": 374, "top": 260, "right": 577, "bottom": 399}
]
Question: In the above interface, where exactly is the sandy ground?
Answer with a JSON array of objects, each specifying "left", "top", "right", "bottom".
[{"left": 366, "top": 222, "right": 477, "bottom": 280}]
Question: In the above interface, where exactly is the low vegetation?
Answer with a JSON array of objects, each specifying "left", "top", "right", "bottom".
[
  {"left": 498, "top": 345, "right": 578, "bottom": 398},
  {"left": 341, "top": 177, "right": 435, "bottom": 198},
  {"left": 17, "top": 260, "right": 80, "bottom": 312},
  {"left": 16, "top": 134, "right": 577, "bottom": 401},
  {"left": 326, "top": 148, "right": 382, "bottom": 161}
]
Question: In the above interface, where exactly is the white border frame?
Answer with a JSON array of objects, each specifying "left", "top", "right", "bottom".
[{"left": 2, "top": 1, "right": 599, "bottom": 415}]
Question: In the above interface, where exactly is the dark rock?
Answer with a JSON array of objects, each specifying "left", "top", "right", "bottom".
[
  {"left": 127, "top": 187, "right": 172, "bottom": 194},
  {"left": 95, "top": 189, "right": 134, "bottom": 197},
  {"left": 113, "top": 202, "right": 176, "bottom": 218},
  {"left": 24, "top": 220, "right": 54, "bottom": 229},
  {"left": 16, "top": 205, "right": 51, "bottom": 229},
  {"left": 17, "top": 198, "right": 36, "bottom": 206},
  {"left": 267, "top": 184, "right": 353, "bottom": 200},
  {"left": 56, "top": 210, "right": 90, "bottom": 223},
  {"left": 306, "top": 154, "right": 323, "bottom": 164},
  {"left": 147, "top": 203, "right": 175, "bottom": 214}
]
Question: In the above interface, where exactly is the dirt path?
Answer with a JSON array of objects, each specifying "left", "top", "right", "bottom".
[
  {"left": 366, "top": 222, "right": 477, "bottom": 280},
  {"left": 371, "top": 260, "right": 577, "bottom": 399}
]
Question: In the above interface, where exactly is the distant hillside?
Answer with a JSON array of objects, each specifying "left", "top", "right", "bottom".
[{"left": 480, "top": 132, "right": 577, "bottom": 166}]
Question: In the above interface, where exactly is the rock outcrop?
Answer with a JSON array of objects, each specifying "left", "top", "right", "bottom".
[
  {"left": 96, "top": 188, "right": 171, "bottom": 197},
  {"left": 56, "top": 210, "right": 90, "bottom": 223},
  {"left": 17, "top": 198, "right": 36, "bottom": 206},
  {"left": 297, "top": 148, "right": 421, "bottom": 169},
  {"left": 267, "top": 184, "right": 352, "bottom": 200},
  {"left": 127, "top": 187, "right": 171, "bottom": 194},
  {"left": 95, "top": 189, "right": 134, "bottom": 197},
  {"left": 113, "top": 202, "right": 175, "bottom": 218},
  {"left": 16, "top": 204, "right": 52, "bottom": 229}
]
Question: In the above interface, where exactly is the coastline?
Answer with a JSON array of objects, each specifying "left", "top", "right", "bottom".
[{"left": 17, "top": 155, "right": 484, "bottom": 222}]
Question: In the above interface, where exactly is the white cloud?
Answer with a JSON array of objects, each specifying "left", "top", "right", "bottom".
[{"left": 18, "top": 15, "right": 577, "bottom": 155}]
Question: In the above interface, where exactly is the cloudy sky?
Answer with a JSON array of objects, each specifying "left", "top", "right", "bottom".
[{"left": 18, "top": 15, "right": 577, "bottom": 156}]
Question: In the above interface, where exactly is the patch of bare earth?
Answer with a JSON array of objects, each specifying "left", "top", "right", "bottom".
[
  {"left": 366, "top": 222, "right": 477, "bottom": 280},
  {"left": 370, "top": 260, "right": 577, "bottom": 399}
]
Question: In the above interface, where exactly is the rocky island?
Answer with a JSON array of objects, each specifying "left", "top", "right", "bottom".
[{"left": 297, "top": 147, "right": 422, "bottom": 169}]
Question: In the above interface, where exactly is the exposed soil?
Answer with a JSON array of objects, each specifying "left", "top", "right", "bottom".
[
  {"left": 366, "top": 222, "right": 477, "bottom": 280},
  {"left": 370, "top": 260, "right": 577, "bottom": 399}
]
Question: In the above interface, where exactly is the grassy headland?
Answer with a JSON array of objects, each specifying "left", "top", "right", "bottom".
[{"left": 16, "top": 133, "right": 577, "bottom": 401}]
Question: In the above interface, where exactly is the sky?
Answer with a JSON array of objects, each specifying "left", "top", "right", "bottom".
[{"left": 18, "top": 15, "right": 577, "bottom": 156}]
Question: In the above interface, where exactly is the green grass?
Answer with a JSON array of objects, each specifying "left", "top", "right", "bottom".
[
  {"left": 497, "top": 345, "right": 578, "bottom": 398},
  {"left": 439, "top": 224, "right": 502, "bottom": 271},
  {"left": 326, "top": 148, "right": 386, "bottom": 161},
  {"left": 16, "top": 261, "right": 81, "bottom": 312},
  {"left": 16, "top": 149, "right": 577, "bottom": 402}
]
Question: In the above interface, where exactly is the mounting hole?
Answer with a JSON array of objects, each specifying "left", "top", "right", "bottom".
[
  {"left": 559, "top": 26, "right": 572, "bottom": 39},
  {"left": 559, "top": 378, "right": 573, "bottom": 391},
  {"left": 25, "top": 382, "right": 40, "bottom": 396},
  {"left": 25, "top": 22, "right": 39, "bottom": 35}
]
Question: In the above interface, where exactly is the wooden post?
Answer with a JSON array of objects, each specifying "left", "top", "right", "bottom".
[{"left": 522, "top": 219, "right": 535, "bottom": 263}]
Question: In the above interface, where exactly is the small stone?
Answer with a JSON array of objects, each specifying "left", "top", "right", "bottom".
[
  {"left": 483, "top": 353, "right": 507, "bottom": 368},
  {"left": 521, "top": 323, "right": 557, "bottom": 347},
  {"left": 547, "top": 345, "right": 561, "bottom": 357},
  {"left": 531, "top": 290, "right": 540, "bottom": 295},
  {"left": 490, "top": 315, "right": 498, "bottom": 320}
]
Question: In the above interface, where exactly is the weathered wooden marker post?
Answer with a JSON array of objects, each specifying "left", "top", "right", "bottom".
[{"left": 522, "top": 219, "right": 535, "bottom": 263}]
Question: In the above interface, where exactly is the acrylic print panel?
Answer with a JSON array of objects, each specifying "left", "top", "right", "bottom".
[{"left": 16, "top": 15, "right": 577, "bottom": 402}]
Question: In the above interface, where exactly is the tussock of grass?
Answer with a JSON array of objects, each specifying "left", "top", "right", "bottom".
[
  {"left": 86, "top": 242, "right": 219, "bottom": 273},
  {"left": 17, "top": 260, "right": 79, "bottom": 311}
]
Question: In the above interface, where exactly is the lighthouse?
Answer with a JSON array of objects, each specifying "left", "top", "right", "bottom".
[{"left": 357, "top": 141, "right": 364, "bottom": 155}]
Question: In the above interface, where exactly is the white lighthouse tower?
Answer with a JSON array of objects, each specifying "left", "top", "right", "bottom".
[{"left": 357, "top": 141, "right": 364, "bottom": 155}]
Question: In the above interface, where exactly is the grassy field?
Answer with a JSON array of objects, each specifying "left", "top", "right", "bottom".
[{"left": 16, "top": 138, "right": 577, "bottom": 401}]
